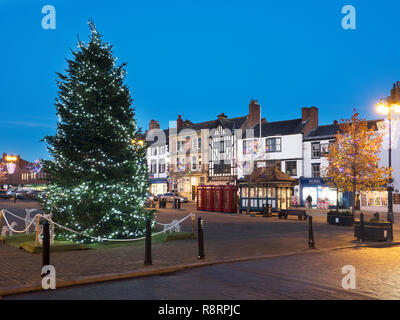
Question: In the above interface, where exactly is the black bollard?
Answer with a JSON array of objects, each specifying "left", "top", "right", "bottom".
[
  {"left": 308, "top": 216, "right": 315, "bottom": 249},
  {"left": 359, "top": 212, "right": 364, "bottom": 241},
  {"left": 198, "top": 217, "right": 205, "bottom": 259},
  {"left": 42, "top": 222, "right": 50, "bottom": 276},
  {"left": 178, "top": 199, "right": 181, "bottom": 210},
  {"left": 144, "top": 219, "right": 152, "bottom": 266}
]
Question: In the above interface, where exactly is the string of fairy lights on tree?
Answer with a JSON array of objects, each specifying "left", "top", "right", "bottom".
[{"left": 41, "top": 20, "right": 151, "bottom": 243}]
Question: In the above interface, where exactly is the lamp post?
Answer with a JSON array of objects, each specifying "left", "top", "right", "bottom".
[{"left": 376, "top": 99, "right": 400, "bottom": 223}]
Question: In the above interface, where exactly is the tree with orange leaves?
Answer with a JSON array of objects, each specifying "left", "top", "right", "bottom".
[{"left": 323, "top": 110, "right": 391, "bottom": 215}]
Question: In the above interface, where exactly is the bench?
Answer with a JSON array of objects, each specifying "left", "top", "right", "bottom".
[{"left": 278, "top": 209, "right": 308, "bottom": 221}]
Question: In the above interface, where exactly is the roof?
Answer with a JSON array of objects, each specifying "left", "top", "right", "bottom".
[
  {"left": 146, "top": 129, "right": 169, "bottom": 146},
  {"left": 304, "top": 119, "right": 383, "bottom": 141},
  {"left": 177, "top": 116, "right": 248, "bottom": 134},
  {"left": 243, "top": 118, "right": 308, "bottom": 138},
  {"left": 239, "top": 167, "right": 296, "bottom": 184}
]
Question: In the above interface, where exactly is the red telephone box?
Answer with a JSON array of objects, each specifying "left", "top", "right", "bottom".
[
  {"left": 204, "top": 185, "right": 215, "bottom": 211},
  {"left": 196, "top": 185, "right": 205, "bottom": 211},
  {"left": 223, "top": 185, "right": 238, "bottom": 213},
  {"left": 213, "top": 186, "right": 224, "bottom": 212}
]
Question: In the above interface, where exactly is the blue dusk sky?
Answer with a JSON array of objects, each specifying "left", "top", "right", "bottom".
[{"left": 1, "top": 0, "right": 399, "bottom": 161}]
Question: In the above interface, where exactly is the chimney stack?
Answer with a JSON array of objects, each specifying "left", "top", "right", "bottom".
[
  {"left": 248, "top": 99, "right": 261, "bottom": 128},
  {"left": 301, "top": 106, "right": 319, "bottom": 135},
  {"left": 390, "top": 81, "right": 400, "bottom": 103},
  {"left": 149, "top": 119, "right": 160, "bottom": 131},
  {"left": 177, "top": 115, "right": 183, "bottom": 130}
]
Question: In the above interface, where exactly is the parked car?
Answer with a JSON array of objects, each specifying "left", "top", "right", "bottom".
[
  {"left": 7, "top": 188, "right": 23, "bottom": 199},
  {"left": 158, "top": 192, "right": 188, "bottom": 203},
  {"left": 0, "top": 190, "right": 11, "bottom": 199}
]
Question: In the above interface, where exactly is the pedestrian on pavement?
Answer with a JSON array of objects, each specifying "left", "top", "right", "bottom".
[{"left": 306, "top": 195, "right": 312, "bottom": 209}]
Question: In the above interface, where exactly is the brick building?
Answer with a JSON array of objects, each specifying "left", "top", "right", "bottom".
[{"left": 0, "top": 153, "right": 47, "bottom": 188}]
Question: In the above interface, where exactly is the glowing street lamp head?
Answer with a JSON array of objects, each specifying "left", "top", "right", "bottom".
[
  {"left": 137, "top": 140, "right": 144, "bottom": 146},
  {"left": 377, "top": 103, "right": 389, "bottom": 115},
  {"left": 5, "top": 155, "right": 17, "bottom": 162}
]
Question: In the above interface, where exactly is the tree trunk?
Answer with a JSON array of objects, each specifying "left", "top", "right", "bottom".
[
  {"left": 336, "top": 188, "right": 339, "bottom": 212},
  {"left": 352, "top": 184, "right": 356, "bottom": 215}
]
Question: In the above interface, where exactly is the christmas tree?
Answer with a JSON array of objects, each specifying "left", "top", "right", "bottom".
[
  {"left": 41, "top": 21, "right": 151, "bottom": 243},
  {"left": 324, "top": 110, "right": 391, "bottom": 214}
]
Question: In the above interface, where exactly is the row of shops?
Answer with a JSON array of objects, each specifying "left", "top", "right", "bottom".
[{"left": 150, "top": 171, "right": 399, "bottom": 212}]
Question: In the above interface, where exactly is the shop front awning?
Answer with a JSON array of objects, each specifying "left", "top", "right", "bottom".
[{"left": 149, "top": 178, "right": 168, "bottom": 184}]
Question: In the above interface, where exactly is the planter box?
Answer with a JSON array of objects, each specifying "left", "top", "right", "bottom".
[
  {"left": 354, "top": 221, "right": 393, "bottom": 241},
  {"left": 327, "top": 214, "right": 354, "bottom": 226}
]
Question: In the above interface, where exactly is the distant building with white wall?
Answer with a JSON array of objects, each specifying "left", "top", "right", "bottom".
[{"left": 146, "top": 120, "right": 169, "bottom": 196}]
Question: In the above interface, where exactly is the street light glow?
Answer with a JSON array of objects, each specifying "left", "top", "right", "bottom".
[
  {"left": 377, "top": 103, "right": 389, "bottom": 115},
  {"left": 5, "top": 155, "right": 17, "bottom": 162}
]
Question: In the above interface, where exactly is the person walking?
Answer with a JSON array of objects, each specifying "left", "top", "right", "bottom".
[{"left": 306, "top": 195, "right": 312, "bottom": 209}]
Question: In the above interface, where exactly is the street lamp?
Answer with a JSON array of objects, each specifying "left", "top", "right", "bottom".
[{"left": 376, "top": 99, "right": 400, "bottom": 223}]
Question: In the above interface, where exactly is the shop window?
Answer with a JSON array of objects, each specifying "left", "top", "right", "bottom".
[
  {"left": 312, "top": 143, "right": 321, "bottom": 159},
  {"left": 373, "top": 191, "right": 381, "bottom": 206},
  {"left": 250, "top": 187, "right": 257, "bottom": 198},
  {"left": 367, "top": 192, "right": 374, "bottom": 206},
  {"left": 285, "top": 161, "right": 297, "bottom": 176},
  {"left": 361, "top": 193, "right": 367, "bottom": 206},
  {"left": 381, "top": 191, "right": 388, "bottom": 206},
  {"left": 312, "top": 163, "right": 320, "bottom": 178}
]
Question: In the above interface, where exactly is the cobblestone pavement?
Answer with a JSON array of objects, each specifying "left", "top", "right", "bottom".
[
  {"left": 1, "top": 200, "right": 400, "bottom": 295},
  {"left": 7, "top": 246, "right": 400, "bottom": 300}
]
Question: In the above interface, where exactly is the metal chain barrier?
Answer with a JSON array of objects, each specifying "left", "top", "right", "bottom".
[{"left": 0, "top": 209, "right": 194, "bottom": 242}]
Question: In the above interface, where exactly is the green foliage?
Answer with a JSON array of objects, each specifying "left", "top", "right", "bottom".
[
  {"left": 41, "top": 21, "right": 151, "bottom": 243},
  {"left": 328, "top": 210, "right": 353, "bottom": 216}
]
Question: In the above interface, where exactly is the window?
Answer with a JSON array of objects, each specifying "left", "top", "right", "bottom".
[
  {"left": 159, "top": 160, "right": 165, "bottom": 173},
  {"left": 192, "top": 138, "right": 197, "bottom": 151},
  {"left": 266, "top": 138, "right": 281, "bottom": 152},
  {"left": 177, "top": 141, "right": 184, "bottom": 152},
  {"left": 151, "top": 147, "right": 157, "bottom": 156},
  {"left": 312, "top": 142, "right": 321, "bottom": 159},
  {"left": 198, "top": 155, "right": 202, "bottom": 170},
  {"left": 198, "top": 138, "right": 201, "bottom": 150},
  {"left": 243, "top": 140, "right": 250, "bottom": 154},
  {"left": 159, "top": 145, "right": 165, "bottom": 155},
  {"left": 285, "top": 161, "right": 297, "bottom": 176},
  {"left": 321, "top": 143, "right": 329, "bottom": 155},
  {"left": 192, "top": 156, "right": 197, "bottom": 170},
  {"left": 150, "top": 160, "right": 157, "bottom": 174},
  {"left": 243, "top": 139, "right": 257, "bottom": 154},
  {"left": 220, "top": 140, "right": 225, "bottom": 153},
  {"left": 312, "top": 163, "right": 320, "bottom": 178}
]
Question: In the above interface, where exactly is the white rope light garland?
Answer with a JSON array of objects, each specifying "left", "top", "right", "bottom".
[{"left": 1, "top": 209, "right": 194, "bottom": 242}]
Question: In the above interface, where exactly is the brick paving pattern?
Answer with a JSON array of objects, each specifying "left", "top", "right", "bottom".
[{"left": 1, "top": 200, "right": 399, "bottom": 294}]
